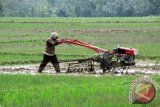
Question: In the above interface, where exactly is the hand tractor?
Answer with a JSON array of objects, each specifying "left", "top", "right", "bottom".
[{"left": 58, "top": 39, "right": 138, "bottom": 74}]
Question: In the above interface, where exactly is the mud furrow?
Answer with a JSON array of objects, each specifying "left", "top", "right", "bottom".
[{"left": 0, "top": 61, "right": 159, "bottom": 75}]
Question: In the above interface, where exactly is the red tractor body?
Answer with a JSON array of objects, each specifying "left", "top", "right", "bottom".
[{"left": 114, "top": 47, "right": 138, "bottom": 56}]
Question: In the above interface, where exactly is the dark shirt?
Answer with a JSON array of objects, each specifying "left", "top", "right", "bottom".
[{"left": 44, "top": 38, "right": 58, "bottom": 56}]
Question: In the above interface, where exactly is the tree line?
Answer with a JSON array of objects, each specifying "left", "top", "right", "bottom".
[{"left": 0, "top": 0, "right": 159, "bottom": 17}]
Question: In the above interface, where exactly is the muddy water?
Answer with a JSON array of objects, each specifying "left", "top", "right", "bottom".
[
  {"left": 0, "top": 61, "right": 159, "bottom": 75},
  {"left": 0, "top": 63, "right": 68, "bottom": 75}
]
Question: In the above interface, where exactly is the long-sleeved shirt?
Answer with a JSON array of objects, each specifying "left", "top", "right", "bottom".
[{"left": 44, "top": 38, "right": 58, "bottom": 56}]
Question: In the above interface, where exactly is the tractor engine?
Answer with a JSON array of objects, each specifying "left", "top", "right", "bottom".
[
  {"left": 93, "top": 47, "right": 138, "bottom": 72},
  {"left": 113, "top": 47, "right": 138, "bottom": 64}
]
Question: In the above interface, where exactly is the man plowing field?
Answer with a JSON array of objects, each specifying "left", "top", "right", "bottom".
[
  {"left": 38, "top": 32, "right": 60, "bottom": 73},
  {"left": 38, "top": 32, "right": 138, "bottom": 74}
]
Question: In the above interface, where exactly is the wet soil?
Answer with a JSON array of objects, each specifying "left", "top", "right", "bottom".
[{"left": 0, "top": 60, "right": 159, "bottom": 75}]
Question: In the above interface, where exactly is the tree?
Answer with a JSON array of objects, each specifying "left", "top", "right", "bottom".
[
  {"left": 1, "top": 0, "right": 56, "bottom": 17},
  {"left": 149, "top": 0, "right": 160, "bottom": 15},
  {"left": 0, "top": 0, "right": 4, "bottom": 16}
]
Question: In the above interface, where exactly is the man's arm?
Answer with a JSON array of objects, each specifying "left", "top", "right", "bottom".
[{"left": 47, "top": 38, "right": 59, "bottom": 46}]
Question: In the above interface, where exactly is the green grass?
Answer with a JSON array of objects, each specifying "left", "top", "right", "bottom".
[
  {"left": 0, "top": 17, "right": 160, "bottom": 107},
  {"left": 0, "top": 74, "right": 160, "bottom": 107},
  {"left": 0, "top": 17, "right": 160, "bottom": 23},
  {"left": 0, "top": 22, "right": 159, "bottom": 29},
  {"left": 0, "top": 17, "right": 160, "bottom": 65}
]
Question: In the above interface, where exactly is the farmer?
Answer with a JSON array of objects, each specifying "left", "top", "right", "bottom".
[{"left": 38, "top": 32, "right": 60, "bottom": 73}]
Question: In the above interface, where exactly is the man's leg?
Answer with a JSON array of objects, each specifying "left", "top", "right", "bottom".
[
  {"left": 38, "top": 54, "right": 49, "bottom": 73},
  {"left": 50, "top": 55, "right": 60, "bottom": 73}
]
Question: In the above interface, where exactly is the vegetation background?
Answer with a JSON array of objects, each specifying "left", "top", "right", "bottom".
[{"left": 0, "top": 0, "right": 160, "bottom": 17}]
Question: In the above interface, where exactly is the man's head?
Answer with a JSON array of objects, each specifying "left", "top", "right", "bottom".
[{"left": 50, "top": 32, "right": 59, "bottom": 41}]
